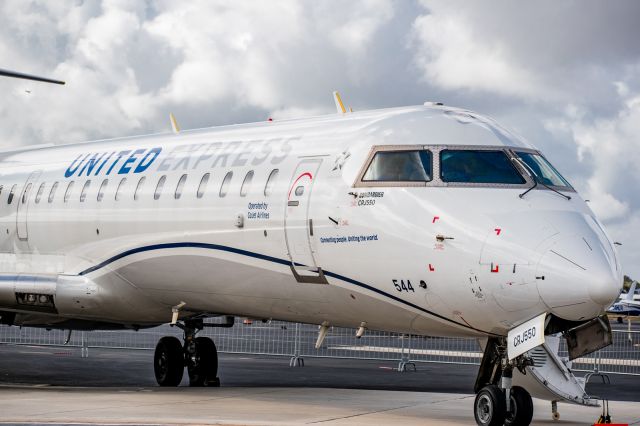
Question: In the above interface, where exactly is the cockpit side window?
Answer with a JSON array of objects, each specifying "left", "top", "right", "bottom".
[
  {"left": 362, "top": 150, "right": 432, "bottom": 182},
  {"left": 440, "top": 150, "right": 525, "bottom": 184},
  {"left": 515, "top": 152, "right": 572, "bottom": 188}
]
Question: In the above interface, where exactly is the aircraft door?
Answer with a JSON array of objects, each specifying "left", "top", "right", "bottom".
[
  {"left": 16, "top": 171, "right": 41, "bottom": 241},
  {"left": 285, "top": 159, "right": 327, "bottom": 284}
]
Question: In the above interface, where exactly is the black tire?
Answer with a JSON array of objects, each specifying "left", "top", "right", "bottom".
[
  {"left": 474, "top": 384, "right": 506, "bottom": 426},
  {"left": 505, "top": 386, "right": 534, "bottom": 426},
  {"left": 187, "top": 336, "right": 219, "bottom": 387},
  {"left": 154, "top": 336, "right": 184, "bottom": 386}
]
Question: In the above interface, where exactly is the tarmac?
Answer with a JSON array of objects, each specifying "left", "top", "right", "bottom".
[{"left": 1, "top": 344, "right": 639, "bottom": 425}]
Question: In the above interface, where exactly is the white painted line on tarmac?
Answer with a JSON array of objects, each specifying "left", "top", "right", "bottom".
[
  {"left": 329, "top": 345, "right": 640, "bottom": 367},
  {"left": 329, "top": 345, "right": 481, "bottom": 358}
]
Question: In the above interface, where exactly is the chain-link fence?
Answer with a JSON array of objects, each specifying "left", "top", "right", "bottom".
[{"left": 1, "top": 320, "right": 638, "bottom": 376}]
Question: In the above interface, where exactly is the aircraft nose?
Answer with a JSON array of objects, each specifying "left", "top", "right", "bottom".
[
  {"left": 536, "top": 233, "right": 622, "bottom": 320},
  {"left": 587, "top": 267, "right": 621, "bottom": 306}
]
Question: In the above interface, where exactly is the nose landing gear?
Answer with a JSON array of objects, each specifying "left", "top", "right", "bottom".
[
  {"left": 153, "top": 319, "right": 221, "bottom": 387},
  {"left": 474, "top": 337, "right": 534, "bottom": 426}
]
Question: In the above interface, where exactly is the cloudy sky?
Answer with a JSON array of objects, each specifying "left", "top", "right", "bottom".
[{"left": 1, "top": 0, "right": 639, "bottom": 278}]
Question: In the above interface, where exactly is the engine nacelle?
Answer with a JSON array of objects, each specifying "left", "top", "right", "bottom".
[{"left": 0, "top": 274, "right": 103, "bottom": 317}]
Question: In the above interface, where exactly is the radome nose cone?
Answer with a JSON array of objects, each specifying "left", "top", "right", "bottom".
[
  {"left": 588, "top": 272, "right": 620, "bottom": 306},
  {"left": 536, "top": 230, "right": 622, "bottom": 320}
]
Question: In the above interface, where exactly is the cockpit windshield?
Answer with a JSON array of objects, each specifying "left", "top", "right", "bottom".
[
  {"left": 440, "top": 150, "right": 525, "bottom": 184},
  {"left": 515, "top": 152, "right": 572, "bottom": 188},
  {"left": 362, "top": 150, "right": 432, "bottom": 182}
]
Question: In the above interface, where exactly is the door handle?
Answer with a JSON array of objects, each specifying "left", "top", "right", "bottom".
[{"left": 309, "top": 218, "right": 314, "bottom": 236}]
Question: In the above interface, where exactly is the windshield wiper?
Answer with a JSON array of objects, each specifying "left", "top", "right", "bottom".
[{"left": 514, "top": 157, "right": 571, "bottom": 201}]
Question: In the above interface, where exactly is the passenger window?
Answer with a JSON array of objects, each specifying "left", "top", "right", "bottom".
[
  {"left": 97, "top": 179, "right": 108, "bottom": 202},
  {"left": 175, "top": 174, "right": 187, "bottom": 199},
  {"left": 154, "top": 175, "right": 166, "bottom": 200},
  {"left": 134, "top": 177, "right": 145, "bottom": 201},
  {"left": 22, "top": 183, "right": 32, "bottom": 204},
  {"left": 516, "top": 152, "right": 571, "bottom": 188},
  {"left": 363, "top": 150, "right": 432, "bottom": 182},
  {"left": 440, "top": 150, "right": 525, "bottom": 184},
  {"left": 240, "top": 171, "right": 254, "bottom": 197},
  {"left": 64, "top": 181, "right": 74, "bottom": 203},
  {"left": 264, "top": 169, "right": 278, "bottom": 196},
  {"left": 48, "top": 182, "right": 58, "bottom": 203},
  {"left": 219, "top": 172, "right": 232, "bottom": 197},
  {"left": 115, "top": 178, "right": 127, "bottom": 201},
  {"left": 35, "top": 183, "right": 45, "bottom": 204},
  {"left": 197, "top": 173, "right": 210, "bottom": 199},
  {"left": 80, "top": 180, "right": 91, "bottom": 202},
  {"left": 7, "top": 184, "right": 17, "bottom": 204}
]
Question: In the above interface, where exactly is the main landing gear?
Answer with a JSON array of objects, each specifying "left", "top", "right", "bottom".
[
  {"left": 474, "top": 337, "right": 534, "bottom": 426},
  {"left": 154, "top": 319, "right": 221, "bottom": 387}
]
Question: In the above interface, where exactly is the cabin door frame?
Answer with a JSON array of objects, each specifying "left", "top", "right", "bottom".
[
  {"left": 16, "top": 170, "right": 41, "bottom": 241},
  {"left": 284, "top": 159, "right": 327, "bottom": 284}
]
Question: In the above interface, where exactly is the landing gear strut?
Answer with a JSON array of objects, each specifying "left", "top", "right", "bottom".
[
  {"left": 153, "top": 319, "right": 221, "bottom": 387},
  {"left": 474, "top": 337, "right": 534, "bottom": 426}
]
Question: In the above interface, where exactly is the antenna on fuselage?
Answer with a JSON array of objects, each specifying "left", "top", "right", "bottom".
[
  {"left": 0, "top": 68, "right": 65, "bottom": 85},
  {"left": 169, "top": 112, "right": 181, "bottom": 134},
  {"left": 333, "top": 91, "right": 346, "bottom": 114}
]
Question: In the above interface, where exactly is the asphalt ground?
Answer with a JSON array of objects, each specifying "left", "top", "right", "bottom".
[
  {"left": 2, "top": 344, "right": 640, "bottom": 425},
  {"left": 0, "top": 343, "right": 638, "bottom": 402}
]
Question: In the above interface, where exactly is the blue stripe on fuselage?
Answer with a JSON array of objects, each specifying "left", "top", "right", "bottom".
[{"left": 78, "top": 242, "right": 495, "bottom": 335}]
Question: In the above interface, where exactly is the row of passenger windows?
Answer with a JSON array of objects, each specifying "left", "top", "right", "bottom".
[
  {"left": 2, "top": 169, "right": 280, "bottom": 205},
  {"left": 362, "top": 149, "right": 571, "bottom": 187}
]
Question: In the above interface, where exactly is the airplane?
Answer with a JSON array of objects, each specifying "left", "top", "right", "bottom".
[
  {"left": 613, "top": 280, "right": 640, "bottom": 301},
  {"left": 0, "top": 71, "right": 623, "bottom": 426},
  {"left": 607, "top": 281, "right": 640, "bottom": 321}
]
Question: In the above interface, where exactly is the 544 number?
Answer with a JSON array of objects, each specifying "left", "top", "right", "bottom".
[{"left": 393, "top": 279, "right": 414, "bottom": 293}]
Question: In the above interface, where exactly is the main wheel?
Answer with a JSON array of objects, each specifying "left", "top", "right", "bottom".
[
  {"left": 187, "top": 336, "right": 219, "bottom": 387},
  {"left": 474, "top": 385, "right": 506, "bottom": 426},
  {"left": 505, "top": 386, "right": 534, "bottom": 426},
  {"left": 154, "top": 336, "right": 184, "bottom": 386}
]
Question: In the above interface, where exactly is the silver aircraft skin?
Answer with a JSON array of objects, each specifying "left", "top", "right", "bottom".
[{"left": 0, "top": 99, "right": 623, "bottom": 426}]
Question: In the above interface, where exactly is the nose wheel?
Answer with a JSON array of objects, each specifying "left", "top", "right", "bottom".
[
  {"left": 505, "top": 386, "right": 534, "bottom": 425},
  {"left": 474, "top": 385, "right": 506, "bottom": 426},
  {"left": 474, "top": 337, "right": 535, "bottom": 426},
  {"left": 474, "top": 385, "right": 533, "bottom": 426},
  {"left": 153, "top": 320, "right": 220, "bottom": 387}
]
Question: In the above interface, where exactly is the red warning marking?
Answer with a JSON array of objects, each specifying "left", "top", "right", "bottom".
[
  {"left": 494, "top": 228, "right": 501, "bottom": 235},
  {"left": 491, "top": 264, "right": 499, "bottom": 273},
  {"left": 287, "top": 172, "right": 313, "bottom": 199},
  {"left": 428, "top": 264, "right": 435, "bottom": 272},
  {"left": 432, "top": 216, "right": 440, "bottom": 223}
]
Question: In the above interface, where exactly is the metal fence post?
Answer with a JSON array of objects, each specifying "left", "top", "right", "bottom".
[
  {"left": 81, "top": 331, "right": 89, "bottom": 358},
  {"left": 397, "top": 334, "right": 416, "bottom": 372},
  {"left": 289, "top": 322, "right": 304, "bottom": 367}
]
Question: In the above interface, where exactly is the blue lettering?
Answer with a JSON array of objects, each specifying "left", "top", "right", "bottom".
[
  {"left": 106, "top": 150, "right": 131, "bottom": 175},
  {"left": 65, "top": 154, "right": 89, "bottom": 178},
  {"left": 80, "top": 152, "right": 107, "bottom": 176},
  {"left": 94, "top": 152, "right": 115, "bottom": 175},
  {"left": 119, "top": 148, "right": 146, "bottom": 174},
  {"left": 134, "top": 147, "right": 162, "bottom": 173}
]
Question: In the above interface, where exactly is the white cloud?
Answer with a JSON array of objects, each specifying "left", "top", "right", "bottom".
[{"left": 411, "top": 13, "right": 545, "bottom": 99}]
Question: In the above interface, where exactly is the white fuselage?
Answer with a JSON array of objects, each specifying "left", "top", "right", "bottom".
[{"left": 0, "top": 105, "right": 622, "bottom": 337}]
